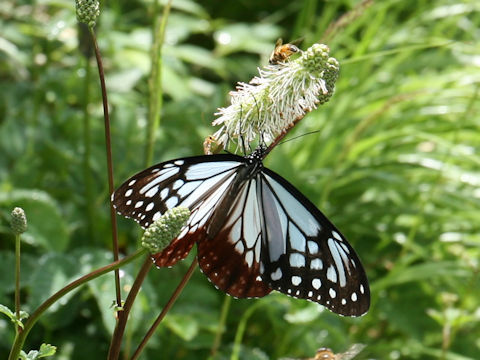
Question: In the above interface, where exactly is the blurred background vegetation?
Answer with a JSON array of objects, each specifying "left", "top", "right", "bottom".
[{"left": 1, "top": 0, "right": 479, "bottom": 359}]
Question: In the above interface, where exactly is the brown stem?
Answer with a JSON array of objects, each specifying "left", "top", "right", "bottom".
[
  {"left": 130, "top": 258, "right": 198, "bottom": 360},
  {"left": 108, "top": 256, "right": 153, "bottom": 360},
  {"left": 8, "top": 249, "right": 146, "bottom": 360},
  {"left": 89, "top": 27, "right": 122, "bottom": 308},
  {"left": 264, "top": 115, "right": 304, "bottom": 157}
]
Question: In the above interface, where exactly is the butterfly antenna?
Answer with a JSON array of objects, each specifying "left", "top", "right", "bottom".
[{"left": 278, "top": 130, "right": 323, "bottom": 146}]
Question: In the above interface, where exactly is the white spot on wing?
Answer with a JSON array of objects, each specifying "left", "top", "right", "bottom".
[
  {"left": 153, "top": 211, "right": 161, "bottom": 221},
  {"left": 125, "top": 189, "right": 133, "bottom": 197},
  {"left": 172, "top": 179, "right": 184, "bottom": 190},
  {"left": 329, "top": 288, "right": 336, "bottom": 298},
  {"left": 174, "top": 160, "right": 184, "bottom": 166},
  {"left": 145, "top": 202, "right": 154, "bottom": 211},
  {"left": 291, "top": 276, "right": 302, "bottom": 286},
  {"left": 332, "top": 230, "right": 343, "bottom": 241},
  {"left": 165, "top": 197, "right": 179, "bottom": 208},
  {"left": 289, "top": 253, "right": 305, "bottom": 267},
  {"left": 327, "top": 265, "right": 337, "bottom": 283},
  {"left": 307, "top": 241, "right": 319, "bottom": 254},
  {"left": 271, "top": 268, "right": 282, "bottom": 281},
  {"left": 128, "top": 179, "right": 136, "bottom": 186},
  {"left": 160, "top": 188, "right": 169, "bottom": 200},
  {"left": 312, "top": 278, "right": 321, "bottom": 289},
  {"left": 310, "top": 258, "right": 323, "bottom": 270},
  {"left": 351, "top": 292, "right": 357, "bottom": 302},
  {"left": 135, "top": 201, "right": 143, "bottom": 208},
  {"left": 145, "top": 186, "right": 159, "bottom": 198}
]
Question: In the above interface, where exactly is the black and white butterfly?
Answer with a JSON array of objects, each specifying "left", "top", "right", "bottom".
[{"left": 112, "top": 147, "right": 370, "bottom": 316}]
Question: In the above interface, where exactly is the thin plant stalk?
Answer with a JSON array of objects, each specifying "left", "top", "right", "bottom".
[
  {"left": 231, "top": 301, "right": 265, "bottom": 360},
  {"left": 145, "top": 0, "right": 173, "bottom": 167},
  {"left": 82, "top": 52, "right": 95, "bottom": 241},
  {"left": 8, "top": 249, "right": 147, "bottom": 360},
  {"left": 14, "top": 234, "right": 21, "bottom": 334},
  {"left": 209, "top": 295, "right": 232, "bottom": 358},
  {"left": 130, "top": 258, "right": 198, "bottom": 360},
  {"left": 89, "top": 27, "right": 122, "bottom": 308},
  {"left": 108, "top": 257, "right": 153, "bottom": 360}
]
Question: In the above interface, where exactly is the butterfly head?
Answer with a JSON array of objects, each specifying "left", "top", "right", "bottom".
[{"left": 246, "top": 145, "right": 268, "bottom": 164}]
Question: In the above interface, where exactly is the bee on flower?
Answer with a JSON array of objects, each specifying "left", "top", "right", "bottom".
[{"left": 211, "top": 43, "right": 340, "bottom": 153}]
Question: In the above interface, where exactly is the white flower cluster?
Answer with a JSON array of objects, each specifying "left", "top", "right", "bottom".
[{"left": 211, "top": 43, "right": 340, "bottom": 152}]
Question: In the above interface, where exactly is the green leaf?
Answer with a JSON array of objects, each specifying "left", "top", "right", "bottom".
[
  {"left": 20, "top": 343, "right": 56, "bottom": 359},
  {"left": 284, "top": 302, "right": 322, "bottom": 324},
  {"left": 0, "top": 303, "right": 29, "bottom": 328},
  {"left": 164, "top": 313, "right": 199, "bottom": 341}
]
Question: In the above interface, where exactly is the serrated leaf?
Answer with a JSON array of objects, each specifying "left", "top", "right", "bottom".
[
  {"left": 0, "top": 303, "right": 29, "bottom": 328},
  {"left": 19, "top": 343, "right": 56, "bottom": 360},
  {"left": 38, "top": 343, "right": 57, "bottom": 357}
]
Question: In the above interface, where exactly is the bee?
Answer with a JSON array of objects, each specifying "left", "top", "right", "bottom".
[
  {"left": 313, "top": 344, "right": 365, "bottom": 360},
  {"left": 203, "top": 134, "right": 222, "bottom": 155},
  {"left": 280, "top": 344, "right": 365, "bottom": 360},
  {"left": 269, "top": 38, "right": 301, "bottom": 65}
]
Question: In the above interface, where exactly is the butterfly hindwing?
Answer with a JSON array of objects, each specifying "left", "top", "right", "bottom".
[
  {"left": 258, "top": 168, "right": 370, "bottom": 316},
  {"left": 197, "top": 175, "right": 272, "bottom": 298}
]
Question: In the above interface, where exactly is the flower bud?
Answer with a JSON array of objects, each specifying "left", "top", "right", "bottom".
[
  {"left": 11, "top": 207, "right": 27, "bottom": 235},
  {"left": 141, "top": 207, "right": 190, "bottom": 254},
  {"left": 75, "top": 0, "right": 100, "bottom": 28}
]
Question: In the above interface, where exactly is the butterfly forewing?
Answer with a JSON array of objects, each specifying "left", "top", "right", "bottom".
[
  {"left": 112, "top": 155, "right": 244, "bottom": 266},
  {"left": 258, "top": 169, "right": 370, "bottom": 316}
]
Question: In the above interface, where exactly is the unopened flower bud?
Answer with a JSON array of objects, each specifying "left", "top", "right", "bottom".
[
  {"left": 75, "top": 0, "right": 100, "bottom": 28},
  {"left": 11, "top": 207, "right": 27, "bottom": 235},
  {"left": 141, "top": 207, "right": 190, "bottom": 254}
]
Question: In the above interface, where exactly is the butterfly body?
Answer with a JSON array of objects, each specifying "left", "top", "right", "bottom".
[{"left": 113, "top": 148, "right": 370, "bottom": 316}]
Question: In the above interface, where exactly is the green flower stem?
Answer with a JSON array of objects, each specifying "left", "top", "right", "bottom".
[
  {"left": 88, "top": 26, "right": 122, "bottom": 308},
  {"left": 209, "top": 295, "right": 232, "bottom": 358},
  {"left": 8, "top": 249, "right": 146, "bottom": 360},
  {"left": 145, "top": 0, "right": 173, "bottom": 168},
  {"left": 108, "top": 257, "right": 153, "bottom": 360},
  {"left": 130, "top": 258, "right": 198, "bottom": 360},
  {"left": 231, "top": 300, "right": 266, "bottom": 360},
  {"left": 14, "top": 234, "right": 21, "bottom": 334}
]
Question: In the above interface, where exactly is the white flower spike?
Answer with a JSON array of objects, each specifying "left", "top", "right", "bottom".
[{"left": 212, "top": 43, "right": 339, "bottom": 152}]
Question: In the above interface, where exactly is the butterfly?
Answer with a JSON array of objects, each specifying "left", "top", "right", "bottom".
[{"left": 112, "top": 146, "right": 370, "bottom": 316}]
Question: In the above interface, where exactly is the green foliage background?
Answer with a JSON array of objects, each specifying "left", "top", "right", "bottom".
[{"left": 1, "top": 0, "right": 479, "bottom": 359}]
